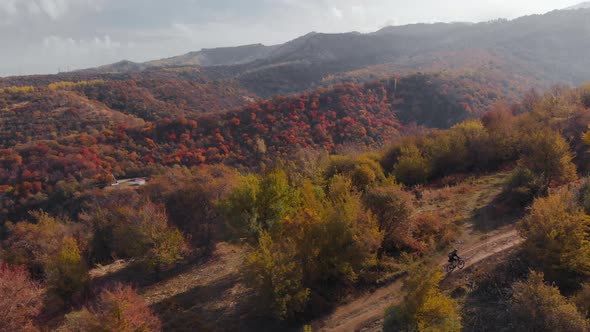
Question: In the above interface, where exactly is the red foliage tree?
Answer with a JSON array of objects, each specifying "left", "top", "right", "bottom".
[{"left": 0, "top": 262, "right": 44, "bottom": 332}]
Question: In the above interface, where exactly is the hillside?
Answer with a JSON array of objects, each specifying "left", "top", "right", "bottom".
[
  {"left": 3, "top": 77, "right": 590, "bottom": 332},
  {"left": 73, "top": 8, "right": 590, "bottom": 98},
  {"left": 567, "top": 2, "right": 590, "bottom": 10},
  {"left": 0, "top": 70, "right": 516, "bottom": 223}
]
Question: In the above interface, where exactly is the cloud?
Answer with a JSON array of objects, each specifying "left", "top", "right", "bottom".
[
  {"left": 42, "top": 35, "right": 123, "bottom": 57},
  {"left": 0, "top": 0, "right": 103, "bottom": 21},
  {"left": 38, "top": 0, "right": 71, "bottom": 19},
  {"left": 0, "top": 0, "right": 580, "bottom": 76},
  {"left": 331, "top": 7, "right": 343, "bottom": 19},
  {"left": 0, "top": 0, "right": 18, "bottom": 16}
]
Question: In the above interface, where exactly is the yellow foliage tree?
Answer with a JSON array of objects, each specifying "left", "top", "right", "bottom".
[
  {"left": 243, "top": 177, "right": 382, "bottom": 320},
  {"left": 519, "top": 129, "right": 577, "bottom": 189},
  {"left": 243, "top": 232, "right": 310, "bottom": 320},
  {"left": 384, "top": 264, "right": 461, "bottom": 332},
  {"left": 511, "top": 272, "right": 589, "bottom": 331},
  {"left": 47, "top": 237, "right": 88, "bottom": 302},
  {"left": 518, "top": 191, "right": 590, "bottom": 283},
  {"left": 394, "top": 144, "right": 432, "bottom": 185}
]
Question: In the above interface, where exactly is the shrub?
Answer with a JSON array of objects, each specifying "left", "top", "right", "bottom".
[
  {"left": 156, "top": 165, "right": 240, "bottom": 253},
  {"left": 518, "top": 191, "right": 590, "bottom": 285},
  {"left": 243, "top": 232, "right": 310, "bottom": 320},
  {"left": 519, "top": 129, "right": 577, "bottom": 190},
  {"left": 325, "top": 155, "right": 386, "bottom": 190},
  {"left": 63, "top": 283, "right": 161, "bottom": 332},
  {"left": 2, "top": 211, "right": 88, "bottom": 277},
  {"left": 511, "top": 272, "right": 589, "bottom": 331},
  {"left": 384, "top": 264, "right": 461, "bottom": 332},
  {"left": 219, "top": 169, "right": 300, "bottom": 237},
  {"left": 81, "top": 198, "right": 188, "bottom": 270},
  {"left": 502, "top": 168, "right": 542, "bottom": 208},
  {"left": 364, "top": 186, "right": 414, "bottom": 253},
  {"left": 0, "top": 262, "right": 44, "bottom": 332},
  {"left": 46, "top": 237, "right": 88, "bottom": 302},
  {"left": 2, "top": 212, "right": 89, "bottom": 302},
  {"left": 393, "top": 144, "right": 432, "bottom": 186}
]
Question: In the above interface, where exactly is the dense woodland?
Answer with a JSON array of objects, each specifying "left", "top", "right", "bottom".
[{"left": 0, "top": 70, "right": 519, "bottom": 224}]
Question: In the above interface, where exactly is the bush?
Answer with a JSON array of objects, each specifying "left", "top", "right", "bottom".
[
  {"left": 219, "top": 169, "right": 300, "bottom": 237},
  {"left": 393, "top": 144, "right": 432, "bottom": 186},
  {"left": 0, "top": 262, "right": 44, "bottom": 332},
  {"left": 519, "top": 129, "right": 577, "bottom": 189},
  {"left": 243, "top": 232, "right": 310, "bottom": 320},
  {"left": 511, "top": 272, "right": 589, "bottom": 331},
  {"left": 46, "top": 237, "right": 88, "bottom": 303},
  {"left": 364, "top": 186, "right": 414, "bottom": 253},
  {"left": 325, "top": 155, "right": 386, "bottom": 190},
  {"left": 384, "top": 264, "right": 462, "bottom": 332},
  {"left": 518, "top": 191, "right": 590, "bottom": 285},
  {"left": 502, "top": 168, "right": 542, "bottom": 208},
  {"left": 148, "top": 165, "right": 241, "bottom": 254},
  {"left": 2, "top": 212, "right": 89, "bottom": 302},
  {"left": 81, "top": 197, "right": 188, "bottom": 270},
  {"left": 63, "top": 283, "right": 161, "bottom": 332}
]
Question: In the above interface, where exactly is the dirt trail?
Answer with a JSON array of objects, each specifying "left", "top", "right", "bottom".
[{"left": 311, "top": 228, "right": 523, "bottom": 332}]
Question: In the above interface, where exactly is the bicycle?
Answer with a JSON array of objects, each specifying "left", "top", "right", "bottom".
[{"left": 446, "top": 258, "right": 465, "bottom": 273}]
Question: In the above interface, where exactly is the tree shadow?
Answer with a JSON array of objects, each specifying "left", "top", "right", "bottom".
[
  {"left": 149, "top": 272, "right": 298, "bottom": 332},
  {"left": 469, "top": 194, "right": 525, "bottom": 233},
  {"left": 90, "top": 255, "right": 213, "bottom": 290},
  {"left": 456, "top": 251, "right": 529, "bottom": 332}
]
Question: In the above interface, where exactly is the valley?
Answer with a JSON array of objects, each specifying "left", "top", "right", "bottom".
[{"left": 3, "top": 3, "right": 590, "bottom": 332}]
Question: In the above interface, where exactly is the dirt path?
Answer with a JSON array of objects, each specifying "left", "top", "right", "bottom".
[{"left": 311, "top": 228, "right": 523, "bottom": 332}]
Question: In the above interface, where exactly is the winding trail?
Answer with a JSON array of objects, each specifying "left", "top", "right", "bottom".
[{"left": 311, "top": 228, "right": 523, "bottom": 332}]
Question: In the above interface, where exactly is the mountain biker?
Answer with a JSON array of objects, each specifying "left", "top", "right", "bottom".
[{"left": 448, "top": 249, "right": 460, "bottom": 263}]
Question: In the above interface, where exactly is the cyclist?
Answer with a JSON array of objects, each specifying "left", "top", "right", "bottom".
[{"left": 448, "top": 249, "right": 460, "bottom": 263}]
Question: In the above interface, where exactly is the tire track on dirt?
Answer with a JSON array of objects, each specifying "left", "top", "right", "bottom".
[{"left": 311, "top": 229, "right": 523, "bottom": 332}]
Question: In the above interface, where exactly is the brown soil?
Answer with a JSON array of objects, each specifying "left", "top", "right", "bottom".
[{"left": 310, "top": 229, "right": 523, "bottom": 332}]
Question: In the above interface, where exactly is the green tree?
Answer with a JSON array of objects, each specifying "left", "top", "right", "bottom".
[
  {"left": 47, "top": 237, "right": 88, "bottom": 302},
  {"left": 393, "top": 144, "right": 432, "bottom": 185},
  {"left": 243, "top": 177, "right": 382, "bottom": 320},
  {"left": 218, "top": 174, "right": 260, "bottom": 236},
  {"left": 511, "top": 272, "right": 589, "bottom": 332},
  {"left": 220, "top": 170, "right": 300, "bottom": 237},
  {"left": 243, "top": 232, "right": 310, "bottom": 320},
  {"left": 325, "top": 154, "right": 386, "bottom": 191},
  {"left": 256, "top": 169, "right": 300, "bottom": 232}
]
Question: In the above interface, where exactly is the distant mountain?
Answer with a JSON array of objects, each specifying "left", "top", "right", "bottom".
[
  {"left": 146, "top": 43, "right": 279, "bottom": 67},
  {"left": 566, "top": 2, "right": 590, "bottom": 10},
  {"left": 82, "top": 60, "right": 149, "bottom": 73},
  {"left": 79, "top": 7, "right": 590, "bottom": 99}
]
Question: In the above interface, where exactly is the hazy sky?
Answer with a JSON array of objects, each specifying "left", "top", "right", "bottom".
[{"left": 0, "top": 0, "right": 583, "bottom": 76}]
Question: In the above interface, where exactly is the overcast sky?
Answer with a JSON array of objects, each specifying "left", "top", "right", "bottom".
[{"left": 0, "top": 0, "right": 582, "bottom": 77}]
